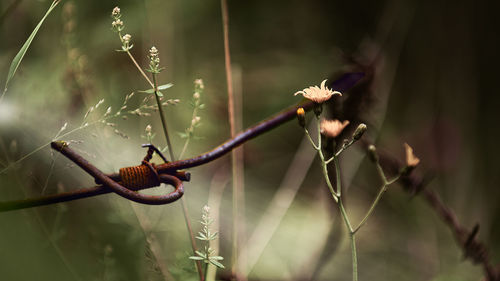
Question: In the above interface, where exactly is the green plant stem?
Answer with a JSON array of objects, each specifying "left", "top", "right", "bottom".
[
  {"left": 312, "top": 114, "right": 356, "bottom": 281},
  {"left": 319, "top": 151, "right": 338, "bottom": 203},
  {"left": 353, "top": 185, "right": 387, "bottom": 234},
  {"left": 116, "top": 32, "right": 154, "bottom": 88},
  {"left": 127, "top": 50, "right": 153, "bottom": 88},
  {"left": 333, "top": 156, "right": 342, "bottom": 197},
  {"left": 179, "top": 136, "right": 191, "bottom": 160},
  {"left": 325, "top": 138, "right": 355, "bottom": 165},
  {"left": 151, "top": 72, "right": 204, "bottom": 280},
  {"left": 336, "top": 176, "right": 357, "bottom": 281},
  {"left": 353, "top": 168, "right": 401, "bottom": 234},
  {"left": 179, "top": 103, "right": 200, "bottom": 159},
  {"left": 181, "top": 197, "right": 205, "bottom": 281},
  {"left": 313, "top": 118, "right": 338, "bottom": 202},
  {"left": 304, "top": 128, "right": 319, "bottom": 150},
  {"left": 349, "top": 232, "right": 358, "bottom": 281},
  {"left": 152, "top": 73, "right": 175, "bottom": 161},
  {"left": 118, "top": 37, "right": 203, "bottom": 280}
]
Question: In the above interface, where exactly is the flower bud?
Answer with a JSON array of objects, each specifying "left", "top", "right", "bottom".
[
  {"left": 112, "top": 7, "right": 121, "bottom": 17},
  {"left": 194, "top": 79, "right": 204, "bottom": 90},
  {"left": 112, "top": 19, "right": 123, "bottom": 27},
  {"left": 122, "top": 34, "right": 131, "bottom": 44},
  {"left": 367, "top": 145, "right": 378, "bottom": 162},
  {"left": 352, "top": 123, "right": 367, "bottom": 141},
  {"left": 296, "top": 107, "right": 306, "bottom": 127},
  {"left": 192, "top": 116, "right": 201, "bottom": 126}
]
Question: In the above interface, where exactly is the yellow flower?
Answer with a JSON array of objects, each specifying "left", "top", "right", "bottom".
[
  {"left": 320, "top": 119, "right": 350, "bottom": 138},
  {"left": 404, "top": 143, "right": 420, "bottom": 167},
  {"left": 294, "top": 79, "right": 342, "bottom": 103}
]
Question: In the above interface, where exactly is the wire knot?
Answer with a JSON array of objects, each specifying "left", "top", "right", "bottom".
[{"left": 119, "top": 164, "right": 160, "bottom": 189}]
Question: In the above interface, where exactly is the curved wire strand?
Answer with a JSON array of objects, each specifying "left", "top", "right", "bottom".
[{"left": 0, "top": 72, "right": 364, "bottom": 212}]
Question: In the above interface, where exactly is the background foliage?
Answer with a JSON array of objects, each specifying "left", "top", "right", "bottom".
[{"left": 0, "top": 0, "right": 498, "bottom": 280}]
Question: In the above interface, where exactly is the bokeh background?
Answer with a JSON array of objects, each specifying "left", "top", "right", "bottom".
[{"left": 0, "top": 0, "right": 498, "bottom": 280}]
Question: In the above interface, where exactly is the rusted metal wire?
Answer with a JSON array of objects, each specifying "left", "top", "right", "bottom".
[
  {"left": 370, "top": 143, "right": 500, "bottom": 281},
  {"left": 50, "top": 141, "right": 185, "bottom": 205},
  {"left": 0, "top": 72, "right": 364, "bottom": 212}
]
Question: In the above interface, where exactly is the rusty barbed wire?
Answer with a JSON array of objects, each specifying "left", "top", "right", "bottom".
[
  {"left": 371, "top": 143, "right": 500, "bottom": 281},
  {"left": 0, "top": 72, "right": 365, "bottom": 212}
]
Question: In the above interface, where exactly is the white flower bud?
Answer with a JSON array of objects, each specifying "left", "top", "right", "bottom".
[
  {"left": 194, "top": 79, "right": 204, "bottom": 89},
  {"left": 149, "top": 46, "right": 158, "bottom": 57},
  {"left": 191, "top": 116, "right": 201, "bottom": 126},
  {"left": 112, "top": 19, "right": 123, "bottom": 27},
  {"left": 112, "top": 7, "right": 120, "bottom": 17},
  {"left": 122, "top": 34, "right": 131, "bottom": 43}
]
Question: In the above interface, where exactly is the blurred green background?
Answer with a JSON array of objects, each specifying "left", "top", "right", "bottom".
[{"left": 0, "top": 0, "right": 498, "bottom": 280}]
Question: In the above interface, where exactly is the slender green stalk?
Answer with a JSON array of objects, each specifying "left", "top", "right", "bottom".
[
  {"left": 318, "top": 150, "right": 338, "bottom": 203},
  {"left": 353, "top": 184, "right": 386, "bottom": 234},
  {"left": 181, "top": 197, "right": 205, "bottom": 281},
  {"left": 336, "top": 170, "right": 357, "bottom": 281},
  {"left": 115, "top": 29, "right": 203, "bottom": 279},
  {"left": 304, "top": 128, "right": 319, "bottom": 150},
  {"left": 333, "top": 156, "right": 342, "bottom": 197},
  {"left": 150, "top": 72, "right": 203, "bottom": 280},
  {"left": 179, "top": 102, "right": 200, "bottom": 159},
  {"left": 127, "top": 50, "right": 153, "bottom": 87},
  {"left": 349, "top": 232, "right": 358, "bottom": 281},
  {"left": 115, "top": 31, "right": 154, "bottom": 88},
  {"left": 353, "top": 172, "right": 401, "bottom": 234},
  {"left": 309, "top": 118, "right": 338, "bottom": 202},
  {"left": 152, "top": 73, "right": 175, "bottom": 161}
]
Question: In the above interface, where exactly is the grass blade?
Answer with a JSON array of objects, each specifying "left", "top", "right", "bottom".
[{"left": 0, "top": 0, "right": 60, "bottom": 102}]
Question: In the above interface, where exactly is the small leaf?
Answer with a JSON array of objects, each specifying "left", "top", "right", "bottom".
[
  {"left": 209, "top": 259, "right": 225, "bottom": 269},
  {"left": 2, "top": 0, "right": 61, "bottom": 100},
  {"left": 189, "top": 256, "right": 204, "bottom": 261},
  {"left": 210, "top": 256, "right": 224, "bottom": 261},
  {"left": 137, "top": 89, "right": 155, "bottom": 94},
  {"left": 194, "top": 251, "right": 206, "bottom": 258},
  {"left": 157, "top": 83, "right": 173, "bottom": 90}
]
